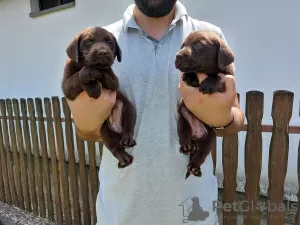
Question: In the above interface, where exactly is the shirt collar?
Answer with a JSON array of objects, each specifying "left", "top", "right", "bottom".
[{"left": 122, "top": 1, "right": 188, "bottom": 32}]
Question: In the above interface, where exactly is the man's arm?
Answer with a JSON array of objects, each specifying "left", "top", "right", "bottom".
[{"left": 213, "top": 94, "right": 244, "bottom": 137}]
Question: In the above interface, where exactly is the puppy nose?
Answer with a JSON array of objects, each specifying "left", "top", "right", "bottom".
[
  {"left": 99, "top": 50, "right": 108, "bottom": 56},
  {"left": 176, "top": 53, "right": 183, "bottom": 59}
]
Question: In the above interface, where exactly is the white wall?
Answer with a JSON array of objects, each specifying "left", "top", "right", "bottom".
[{"left": 0, "top": 0, "right": 299, "bottom": 201}]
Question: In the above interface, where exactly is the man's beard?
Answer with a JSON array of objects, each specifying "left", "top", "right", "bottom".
[{"left": 134, "top": 0, "right": 177, "bottom": 17}]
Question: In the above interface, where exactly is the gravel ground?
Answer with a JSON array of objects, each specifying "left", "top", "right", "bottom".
[{"left": 0, "top": 202, "right": 57, "bottom": 225}]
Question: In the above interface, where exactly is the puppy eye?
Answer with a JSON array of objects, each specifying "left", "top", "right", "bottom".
[
  {"left": 84, "top": 39, "right": 93, "bottom": 45},
  {"left": 195, "top": 43, "right": 204, "bottom": 50},
  {"left": 107, "top": 40, "right": 113, "bottom": 46}
]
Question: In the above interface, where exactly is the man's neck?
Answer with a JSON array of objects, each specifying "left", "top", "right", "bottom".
[{"left": 133, "top": 6, "right": 175, "bottom": 41}]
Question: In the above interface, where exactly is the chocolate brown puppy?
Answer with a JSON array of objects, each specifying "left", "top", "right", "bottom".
[
  {"left": 175, "top": 30, "right": 235, "bottom": 179},
  {"left": 62, "top": 26, "right": 137, "bottom": 168}
]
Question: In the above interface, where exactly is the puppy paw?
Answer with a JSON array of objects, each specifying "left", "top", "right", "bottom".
[
  {"left": 82, "top": 81, "right": 102, "bottom": 99},
  {"left": 79, "top": 67, "right": 100, "bottom": 84},
  {"left": 117, "top": 152, "right": 134, "bottom": 168},
  {"left": 199, "top": 76, "right": 225, "bottom": 94},
  {"left": 120, "top": 137, "right": 136, "bottom": 147},
  {"left": 179, "top": 144, "right": 197, "bottom": 155},
  {"left": 187, "top": 164, "right": 202, "bottom": 177}
]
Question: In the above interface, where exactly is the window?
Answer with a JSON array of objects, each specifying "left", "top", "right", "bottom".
[
  {"left": 39, "top": 0, "right": 74, "bottom": 11},
  {"left": 30, "top": 0, "right": 75, "bottom": 18}
]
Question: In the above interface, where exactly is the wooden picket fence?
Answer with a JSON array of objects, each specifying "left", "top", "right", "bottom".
[{"left": 0, "top": 90, "right": 299, "bottom": 225}]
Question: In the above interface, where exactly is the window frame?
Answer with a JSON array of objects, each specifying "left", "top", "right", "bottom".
[{"left": 29, "top": 0, "right": 75, "bottom": 18}]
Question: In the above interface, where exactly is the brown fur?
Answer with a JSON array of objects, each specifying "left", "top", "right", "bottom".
[
  {"left": 62, "top": 27, "right": 137, "bottom": 169},
  {"left": 175, "top": 30, "right": 235, "bottom": 179}
]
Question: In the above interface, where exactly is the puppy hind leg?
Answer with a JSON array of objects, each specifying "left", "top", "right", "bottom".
[
  {"left": 101, "top": 121, "right": 134, "bottom": 168},
  {"left": 118, "top": 92, "right": 137, "bottom": 148},
  {"left": 178, "top": 104, "right": 197, "bottom": 155},
  {"left": 186, "top": 128, "right": 215, "bottom": 178}
]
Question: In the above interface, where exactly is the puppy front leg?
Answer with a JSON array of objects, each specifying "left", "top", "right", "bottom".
[
  {"left": 62, "top": 72, "right": 83, "bottom": 101},
  {"left": 198, "top": 75, "right": 226, "bottom": 94},
  {"left": 79, "top": 67, "right": 103, "bottom": 98},
  {"left": 117, "top": 91, "right": 137, "bottom": 147}
]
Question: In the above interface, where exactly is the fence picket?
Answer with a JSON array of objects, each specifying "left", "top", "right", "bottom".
[
  {"left": 44, "top": 98, "right": 63, "bottom": 224},
  {"left": 267, "top": 90, "right": 293, "bottom": 225},
  {"left": 88, "top": 141, "right": 98, "bottom": 225},
  {"left": 36, "top": 98, "right": 54, "bottom": 221},
  {"left": 6, "top": 99, "right": 24, "bottom": 209},
  {"left": 62, "top": 97, "right": 82, "bottom": 225},
  {"left": 12, "top": 99, "right": 31, "bottom": 212},
  {"left": 0, "top": 100, "right": 18, "bottom": 206},
  {"left": 0, "top": 118, "right": 6, "bottom": 203},
  {"left": 52, "top": 96, "right": 72, "bottom": 225},
  {"left": 76, "top": 136, "right": 91, "bottom": 225},
  {"left": 21, "top": 98, "right": 38, "bottom": 214},
  {"left": 28, "top": 98, "right": 46, "bottom": 217}
]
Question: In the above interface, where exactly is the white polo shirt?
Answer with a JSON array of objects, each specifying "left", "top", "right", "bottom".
[{"left": 96, "top": 2, "right": 226, "bottom": 224}]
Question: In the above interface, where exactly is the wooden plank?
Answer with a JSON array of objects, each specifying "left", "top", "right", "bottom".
[
  {"left": 267, "top": 90, "right": 293, "bottom": 225},
  {"left": 0, "top": 117, "right": 7, "bottom": 203},
  {"left": 3, "top": 115, "right": 300, "bottom": 134},
  {"left": 0, "top": 100, "right": 18, "bottom": 206},
  {"left": 77, "top": 135, "right": 90, "bottom": 225},
  {"left": 35, "top": 98, "right": 54, "bottom": 221},
  {"left": 21, "top": 98, "right": 38, "bottom": 214},
  {"left": 88, "top": 141, "right": 98, "bottom": 224},
  {"left": 6, "top": 99, "right": 24, "bottom": 209},
  {"left": 27, "top": 98, "right": 46, "bottom": 217},
  {"left": 52, "top": 96, "right": 72, "bottom": 225},
  {"left": 44, "top": 98, "right": 63, "bottom": 224},
  {"left": 62, "top": 97, "right": 81, "bottom": 225},
  {"left": 244, "top": 91, "right": 263, "bottom": 225},
  {"left": 12, "top": 99, "right": 31, "bottom": 212}
]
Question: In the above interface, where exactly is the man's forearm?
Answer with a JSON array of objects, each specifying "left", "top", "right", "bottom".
[{"left": 213, "top": 106, "right": 244, "bottom": 137}]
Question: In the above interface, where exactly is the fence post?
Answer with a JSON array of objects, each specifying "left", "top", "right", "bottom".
[
  {"left": 244, "top": 91, "right": 263, "bottom": 225},
  {"left": 267, "top": 90, "right": 293, "bottom": 225},
  {"left": 221, "top": 93, "right": 240, "bottom": 225}
]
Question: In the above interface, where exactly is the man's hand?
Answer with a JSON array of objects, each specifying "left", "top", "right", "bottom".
[
  {"left": 178, "top": 73, "right": 238, "bottom": 128},
  {"left": 66, "top": 89, "right": 116, "bottom": 141}
]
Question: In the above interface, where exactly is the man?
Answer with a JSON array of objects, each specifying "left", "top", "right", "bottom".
[{"left": 67, "top": 1, "right": 244, "bottom": 224}]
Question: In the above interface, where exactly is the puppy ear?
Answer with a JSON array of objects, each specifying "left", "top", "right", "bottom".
[
  {"left": 66, "top": 34, "right": 81, "bottom": 63},
  {"left": 112, "top": 35, "right": 122, "bottom": 62},
  {"left": 218, "top": 40, "right": 234, "bottom": 70}
]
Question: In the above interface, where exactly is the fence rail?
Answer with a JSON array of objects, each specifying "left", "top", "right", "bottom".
[{"left": 0, "top": 90, "right": 299, "bottom": 225}]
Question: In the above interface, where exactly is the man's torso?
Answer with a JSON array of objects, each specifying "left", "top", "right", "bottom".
[{"left": 96, "top": 2, "right": 223, "bottom": 225}]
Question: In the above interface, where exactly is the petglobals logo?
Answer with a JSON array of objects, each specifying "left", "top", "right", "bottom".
[
  {"left": 212, "top": 200, "right": 298, "bottom": 213},
  {"left": 178, "top": 196, "right": 209, "bottom": 223}
]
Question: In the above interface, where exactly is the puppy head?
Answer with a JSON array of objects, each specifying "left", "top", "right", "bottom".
[
  {"left": 175, "top": 31, "right": 234, "bottom": 73},
  {"left": 66, "top": 26, "right": 122, "bottom": 67}
]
